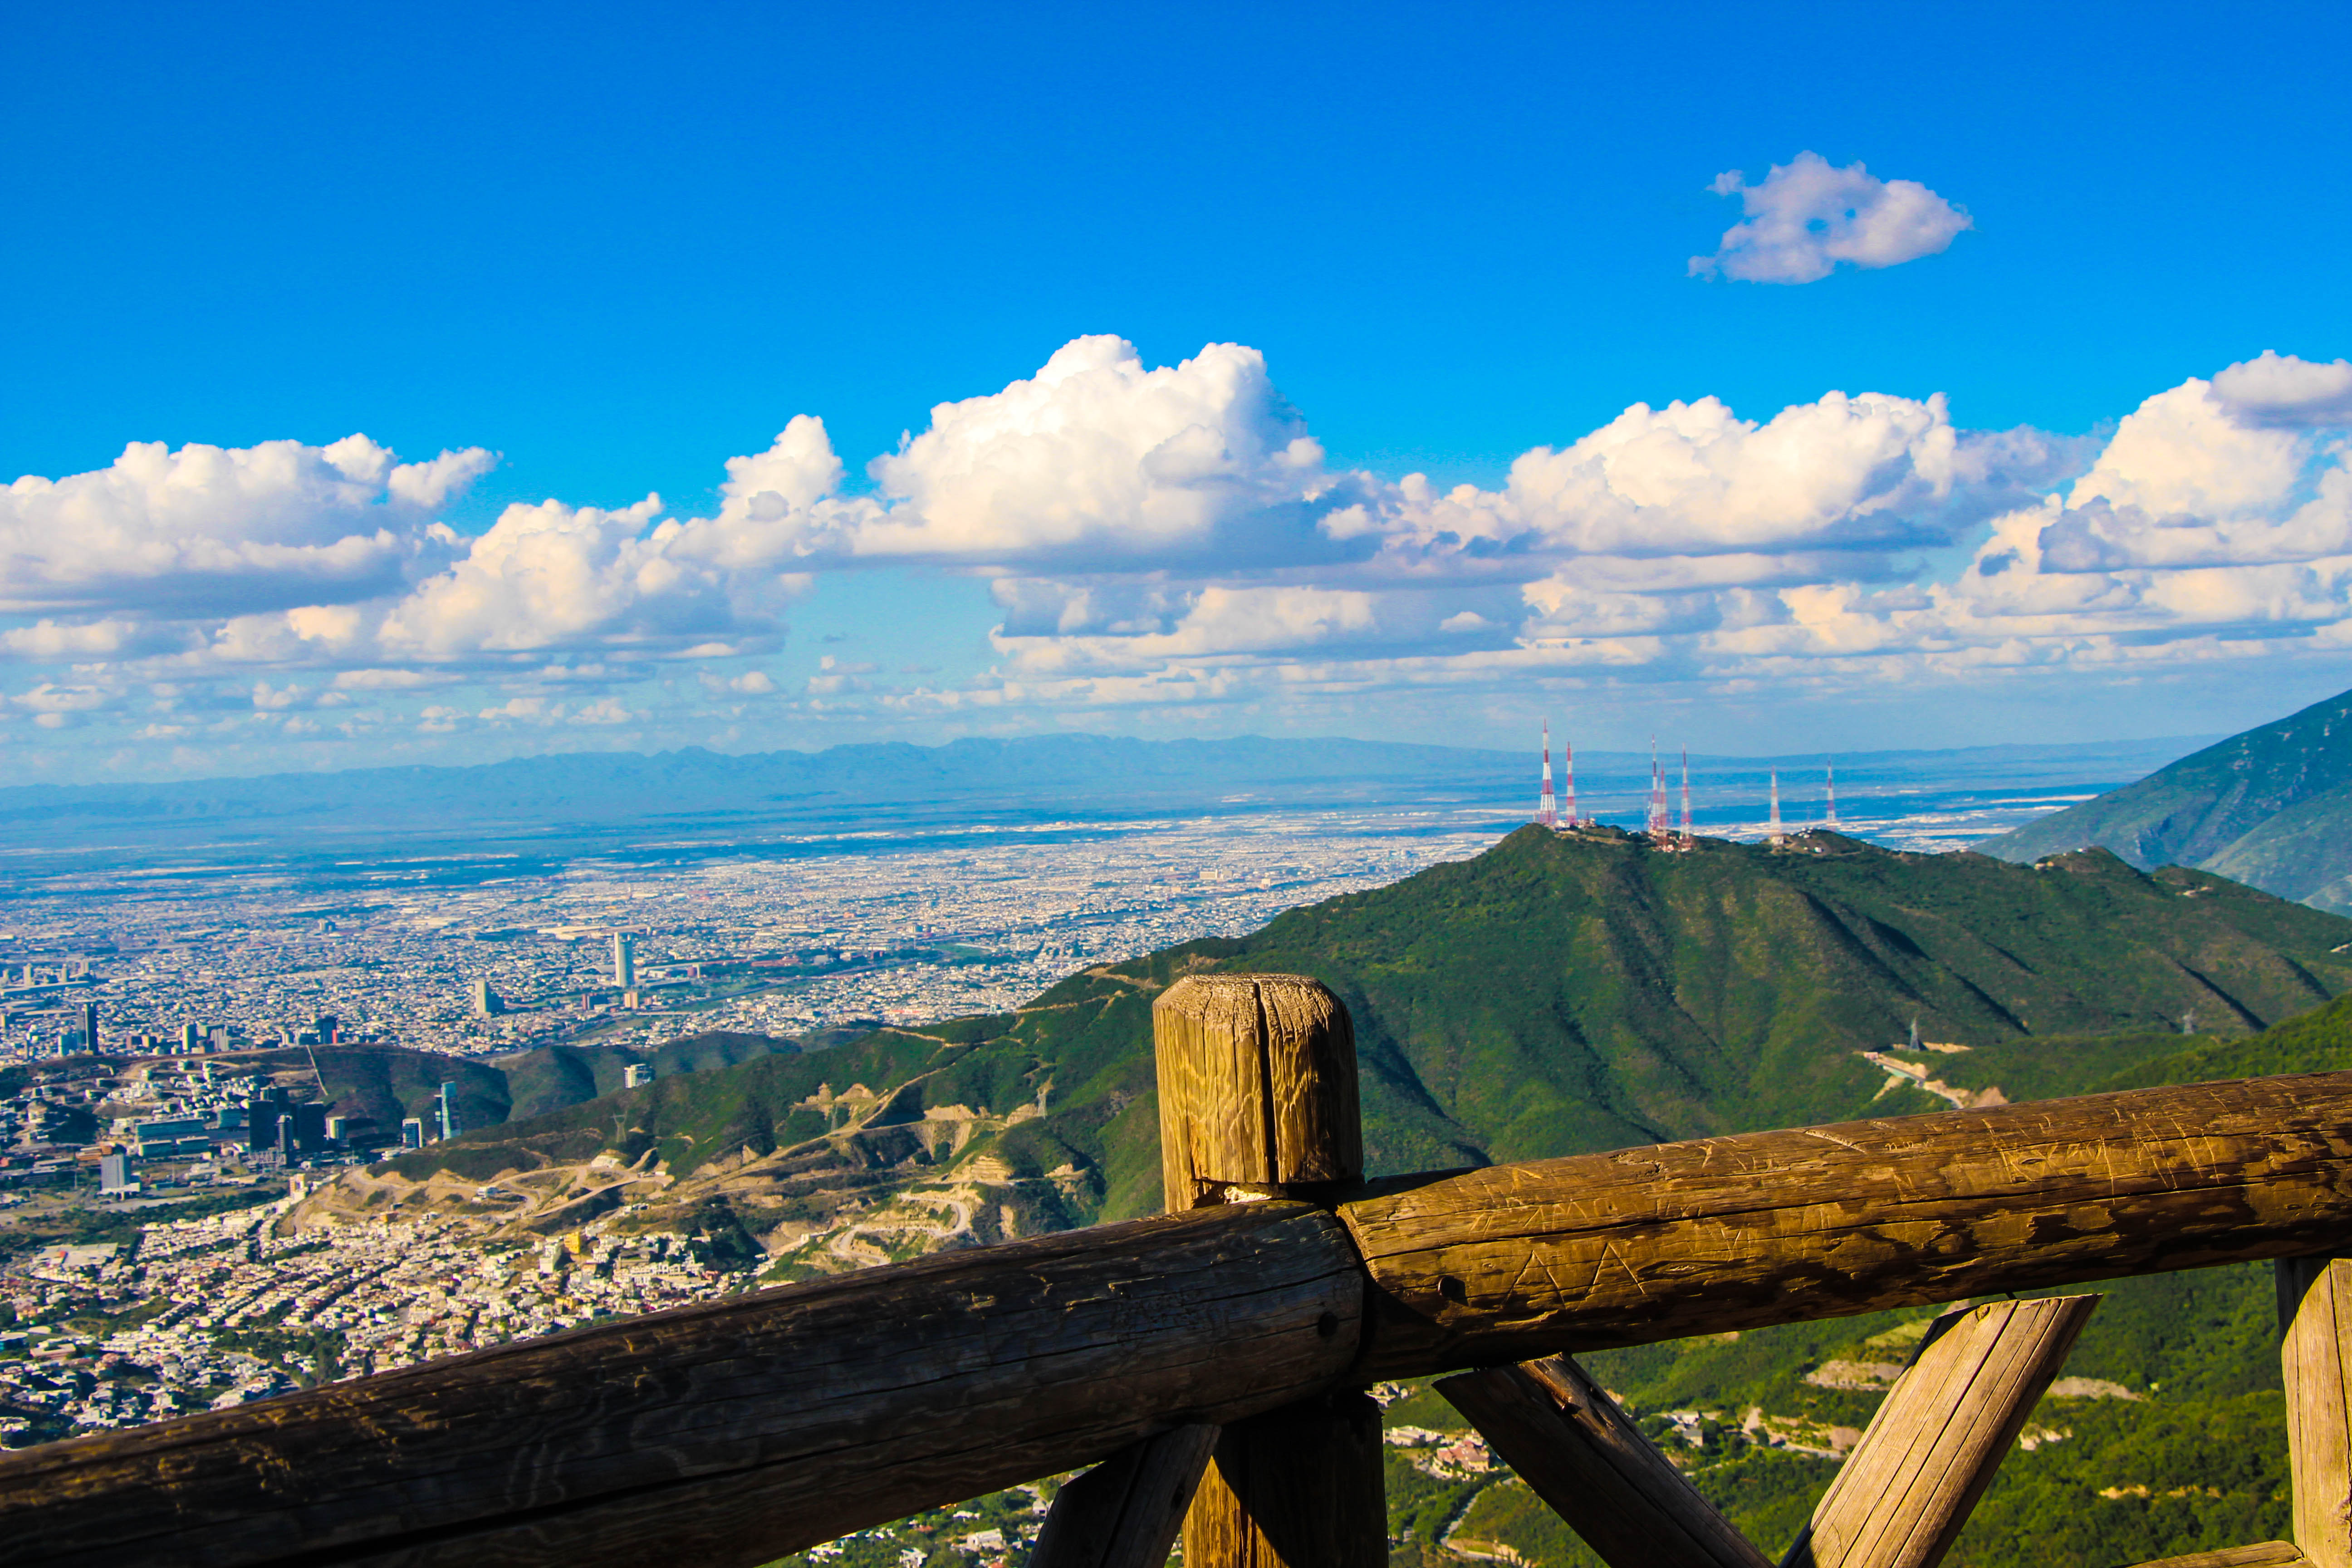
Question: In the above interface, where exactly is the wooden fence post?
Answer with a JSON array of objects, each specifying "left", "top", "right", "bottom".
[
  {"left": 1436, "top": 1354, "right": 1769, "bottom": 1568},
  {"left": 1156, "top": 975, "right": 1382, "bottom": 1568},
  {"left": 1030, "top": 1425, "right": 1220, "bottom": 1568},
  {"left": 2280, "top": 1255, "right": 2352, "bottom": 1568},
  {"left": 1782, "top": 1295, "right": 2100, "bottom": 1568}
]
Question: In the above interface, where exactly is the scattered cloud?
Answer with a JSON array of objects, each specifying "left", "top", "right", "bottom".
[
  {"left": 4, "top": 338, "right": 2349, "bottom": 765},
  {"left": 1692, "top": 152, "right": 1971, "bottom": 284},
  {"left": 2211, "top": 351, "right": 2352, "bottom": 429},
  {"left": 1, "top": 435, "right": 492, "bottom": 615}
]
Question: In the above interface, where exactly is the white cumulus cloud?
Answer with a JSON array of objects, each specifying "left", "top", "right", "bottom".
[
  {"left": 1692, "top": 152, "right": 1972, "bottom": 284},
  {"left": 2211, "top": 351, "right": 2352, "bottom": 429},
  {"left": 9, "top": 336, "right": 2352, "bottom": 759},
  {"left": 1, "top": 435, "right": 492, "bottom": 615}
]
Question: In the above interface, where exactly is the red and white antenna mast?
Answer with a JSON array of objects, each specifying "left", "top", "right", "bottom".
[
  {"left": 1768, "top": 769, "right": 1783, "bottom": 840},
  {"left": 1825, "top": 760, "right": 1838, "bottom": 829},
  {"left": 1681, "top": 749, "right": 1692, "bottom": 842},
  {"left": 1563, "top": 737, "right": 1578, "bottom": 826},
  {"left": 1536, "top": 721, "right": 1558, "bottom": 828},
  {"left": 1647, "top": 737, "right": 1670, "bottom": 838}
]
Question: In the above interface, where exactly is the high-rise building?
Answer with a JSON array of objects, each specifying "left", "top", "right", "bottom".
[
  {"left": 247, "top": 1087, "right": 289, "bottom": 1152},
  {"left": 612, "top": 932, "right": 636, "bottom": 989},
  {"left": 82, "top": 1002, "right": 97, "bottom": 1055},
  {"left": 400, "top": 1117, "right": 425, "bottom": 1150},
  {"left": 436, "top": 1081, "right": 461, "bottom": 1142},
  {"left": 278, "top": 1102, "right": 327, "bottom": 1159},
  {"left": 625, "top": 1063, "right": 656, "bottom": 1089},
  {"left": 471, "top": 978, "right": 503, "bottom": 1017},
  {"left": 99, "top": 1152, "right": 137, "bottom": 1197}
]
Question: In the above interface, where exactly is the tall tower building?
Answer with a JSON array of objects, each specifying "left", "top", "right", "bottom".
[
  {"left": 436, "top": 1081, "right": 461, "bottom": 1142},
  {"left": 1536, "top": 722, "right": 1558, "bottom": 828},
  {"left": 471, "top": 978, "right": 502, "bottom": 1017},
  {"left": 82, "top": 1001, "right": 97, "bottom": 1055},
  {"left": 1768, "top": 770, "right": 1783, "bottom": 840},
  {"left": 612, "top": 932, "right": 636, "bottom": 990},
  {"left": 1825, "top": 761, "right": 1839, "bottom": 829}
]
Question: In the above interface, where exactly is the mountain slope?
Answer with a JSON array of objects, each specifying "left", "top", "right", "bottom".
[
  {"left": 1978, "top": 685, "right": 2352, "bottom": 908},
  {"left": 219, "top": 1031, "right": 798, "bottom": 1140},
  {"left": 354, "top": 826, "right": 2352, "bottom": 1256}
]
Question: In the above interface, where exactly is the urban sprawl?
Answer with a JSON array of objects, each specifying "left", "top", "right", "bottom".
[{"left": 0, "top": 809, "right": 1490, "bottom": 1452}]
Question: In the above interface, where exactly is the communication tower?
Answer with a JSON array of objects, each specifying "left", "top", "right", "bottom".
[
  {"left": 1563, "top": 738, "right": 1579, "bottom": 826},
  {"left": 1536, "top": 721, "right": 1558, "bottom": 829},
  {"left": 1646, "top": 739, "right": 1670, "bottom": 838},
  {"left": 1681, "top": 750, "right": 1693, "bottom": 843},
  {"left": 1768, "top": 770, "right": 1783, "bottom": 841},
  {"left": 1826, "top": 761, "right": 1839, "bottom": 829}
]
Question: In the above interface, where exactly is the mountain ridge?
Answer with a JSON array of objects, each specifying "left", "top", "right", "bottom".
[
  {"left": 333, "top": 825, "right": 2352, "bottom": 1258},
  {"left": 1979, "top": 685, "right": 2352, "bottom": 910}
]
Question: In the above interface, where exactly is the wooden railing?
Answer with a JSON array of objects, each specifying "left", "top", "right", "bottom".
[{"left": 7, "top": 973, "right": 2352, "bottom": 1568}]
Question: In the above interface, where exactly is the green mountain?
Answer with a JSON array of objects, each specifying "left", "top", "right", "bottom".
[
  {"left": 1979, "top": 685, "right": 2352, "bottom": 911},
  {"left": 228, "top": 1030, "right": 799, "bottom": 1142},
  {"left": 383, "top": 825, "right": 2352, "bottom": 1231},
  {"left": 341, "top": 827, "right": 2352, "bottom": 1568}
]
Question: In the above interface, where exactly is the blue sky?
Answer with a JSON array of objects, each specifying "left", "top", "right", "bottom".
[{"left": 3, "top": 0, "right": 2349, "bottom": 778}]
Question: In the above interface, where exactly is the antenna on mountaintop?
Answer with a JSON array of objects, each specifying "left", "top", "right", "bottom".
[
  {"left": 1826, "top": 760, "right": 1839, "bottom": 830},
  {"left": 1768, "top": 770, "right": 1783, "bottom": 842},
  {"left": 1681, "top": 749, "right": 1692, "bottom": 843},
  {"left": 1647, "top": 737, "right": 1670, "bottom": 838},
  {"left": 1563, "top": 737, "right": 1578, "bottom": 826},
  {"left": 1536, "top": 721, "right": 1558, "bottom": 829}
]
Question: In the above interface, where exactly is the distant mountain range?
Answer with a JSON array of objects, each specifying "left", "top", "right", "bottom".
[
  {"left": 1978, "top": 685, "right": 2352, "bottom": 911},
  {"left": 0, "top": 731, "right": 2206, "bottom": 865}
]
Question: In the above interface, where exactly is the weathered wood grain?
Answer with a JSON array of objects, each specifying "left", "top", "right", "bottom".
[
  {"left": 1159, "top": 973, "right": 1379, "bottom": 1568},
  {"left": 2281, "top": 1256, "right": 2352, "bottom": 1568},
  {"left": 1155, "top": 974, "right": 1360, "bottom": 1210},
  {"left": 1340, "top": 1073, "right": 2352, "bottom": 1377},
  {"left": 1782, "top": 1295, "right": 2098, "bottom": 1568},
  {"left": 0, "top": 1201, "right": 1362, "bottom": 1568},
  {"left": 1437, "top": 1355, "right": 1769, "bottom": 1568},
  {"left": 1029, "top": 1424, "right": 1219, "bottom": 1568},
  {"left": 2128, "top": 1546, "right": 2308, "bottom": 1567},
  {"left": 1185, "top": 1392, "right": 1386, "bottom": 1568}
]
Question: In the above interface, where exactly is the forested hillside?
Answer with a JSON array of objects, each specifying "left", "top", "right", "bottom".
[
  {"left": 385, "top": 824, "right": 2352, "bottom": 1235},
  {"left": 1981, "top": 683, "right": 2352, "bottom": 911},
  {"left": 226, "top": 1030, "right": 800, "bottom": 1142}
]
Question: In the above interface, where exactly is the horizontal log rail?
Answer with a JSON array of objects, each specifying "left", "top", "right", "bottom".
[
  {"left": 1344, "top": 1068, "right": 2352, "bottom": 1375},
  {"left": 10, "top": 1064, "right": 2352, "bottom": 1568}
]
